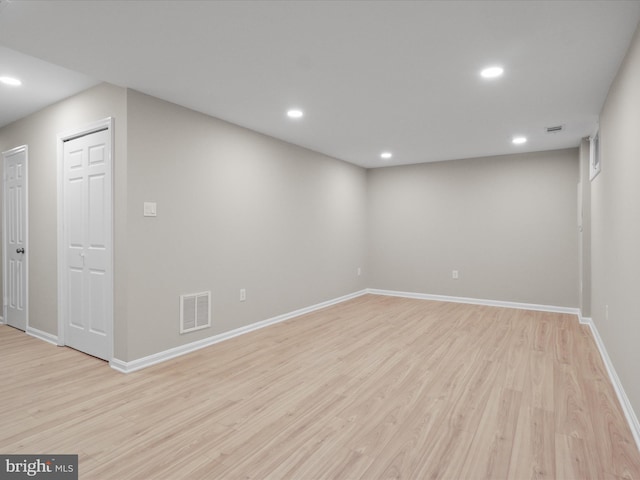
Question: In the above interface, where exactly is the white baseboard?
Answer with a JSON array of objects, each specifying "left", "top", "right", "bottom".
[
  {"left": 366, "top": 288, "right": 581, "bottom": 315},
  {"left": 579, "top": 315, "right": 640, "bottom": 452},
  {"left": 110, "top": 289, "right": 368, "bottom": 374},
  {"left": 0, "top": 316, "right": 4, "bottom": 324},
  {"left": 26, "top": 326, "right": 60, "bottom": 346},
  {"left": 111, "top": 288, "right": 579, "bottom": 374},
  {"left": 578, "top": 314, "right": 591, "bottom": 325}
]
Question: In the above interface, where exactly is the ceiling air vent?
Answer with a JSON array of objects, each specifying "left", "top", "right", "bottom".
[{"left": 545, "top": 125, "right": 564, "bottom": 133}]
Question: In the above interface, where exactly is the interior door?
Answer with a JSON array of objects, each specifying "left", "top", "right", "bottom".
[
  {"left": 3, "top": 146, "right": 28, "bottom": 331},
  {"left": 62, "top": 127, "right": 112, "bottom": 360}
]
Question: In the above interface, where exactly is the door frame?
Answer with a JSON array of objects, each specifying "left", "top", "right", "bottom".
[
  {"left": 2, "top": 145, "right": 29, "bottom": 329},
  {"left": 56, "top": 117, "right": 114, "bottom": 359}
]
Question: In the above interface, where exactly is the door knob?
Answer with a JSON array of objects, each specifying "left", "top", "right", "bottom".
[{"left": 16, "top": 248, "right": 24, "bottom": 254}]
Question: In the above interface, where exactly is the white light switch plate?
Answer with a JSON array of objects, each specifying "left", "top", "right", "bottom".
[{"left": 143, "top": 202, "right": 157, "bottom": 217}]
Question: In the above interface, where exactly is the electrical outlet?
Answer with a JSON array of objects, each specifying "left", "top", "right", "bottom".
[
  {"left": 143, "top": 202, "right": 157, "bottom": 217},
  {"left": 452, "top": 270, "right": 459, "bottom": 279},
  {"left": 240, "top": 289, "right": 246, "bottom": 302},
  {"left": 357, "top": 267, "right": 362, "bottom": 276}
]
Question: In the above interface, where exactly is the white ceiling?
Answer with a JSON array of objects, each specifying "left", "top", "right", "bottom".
[
  {"left": 0, "top": 45, "right": 99, "bottom": 130},
  {"left": 0, "top": 0, "right": 639, "bottom": 168}
]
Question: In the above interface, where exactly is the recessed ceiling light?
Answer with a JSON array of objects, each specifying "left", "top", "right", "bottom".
[
  {"left": 380, "top": 152, "right": 392, "bottom": 159},
  {"left": 480, "top": 66, "right": 504, "bottom": 79},
  {"left": 512, "top": 136, "right": 527, "bottom": 145},
  {"left": 0, "top": 76, "right": 22, "bottom": 86},
  {"left": 287, "top": 109, "right": 303, "bottom": 119}
]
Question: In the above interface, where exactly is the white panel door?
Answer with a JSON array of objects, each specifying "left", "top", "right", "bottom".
[
  {"left": 3, "top": 146, "right": 28, "bottom": 331},
  {"left": 62, "top": 128, "right": 112, "bottom": 360}
]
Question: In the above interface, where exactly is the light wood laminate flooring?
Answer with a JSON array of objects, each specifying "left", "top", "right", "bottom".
[{"left": 1, "top": 294, "right": 639, "bottom": 479}]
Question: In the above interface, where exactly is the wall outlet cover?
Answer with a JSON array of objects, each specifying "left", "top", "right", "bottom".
[{"left": 143, "top": 202, "right": 157, "bottom": 217}]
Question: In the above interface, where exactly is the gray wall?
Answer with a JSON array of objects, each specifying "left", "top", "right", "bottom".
[
  {"left": 591, "top": 24, "right": 640, "bottom": 418},
  {"left": 367, "top": 149, "right": 580, "bottom": 307},
  {"left": 0, "top": 80, "right": 603, "bottom": 366},
  {"left": 1, "top": 19, "right": 638, "bottom": 433},
  {"left": 0, "top": 86, "right": 368, "bottom": 362},
  {"left": 0, "top": 83, "right": 128, "bottom": 357},
  {"left": 578, "top": 138, "right": 592, "bottom": 317},
  {"left": 123, "top": 90, "right": 368, "bottom": 359}
]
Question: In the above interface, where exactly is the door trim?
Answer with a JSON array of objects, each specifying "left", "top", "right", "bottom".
[
  {"left": 57, "top": 117, "right": 114, "bottom": 360},
  {"left": 2, "top": 144, "right": 28, "bottom": 329}
]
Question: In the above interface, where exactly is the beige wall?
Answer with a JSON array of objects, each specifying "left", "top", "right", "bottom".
[
  {"left": 0, "top": 83, "right": 128, "bottom": 357},
  {"left": 592, "top": 24, "right": 640, "bottom": 418},
  {"left": 123, "top": 91, "right": 368, "bottom": 359},
  {"left": 367, "top": 149, "right": 580, "bottom": 307}
]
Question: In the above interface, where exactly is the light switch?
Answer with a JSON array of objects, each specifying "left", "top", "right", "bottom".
[{"left": 143, "top": 202, "right": 157, "bottom": 217}]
